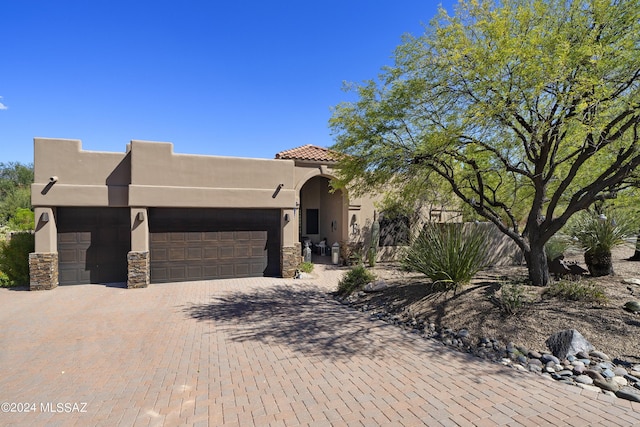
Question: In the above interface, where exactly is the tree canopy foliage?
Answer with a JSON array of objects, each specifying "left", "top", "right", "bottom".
[
  {"left": 330, "top": 0, "right": 640, "bottom": 286},
  {"left": 0, "top": 162, "right": 33, "bottom": 227}
]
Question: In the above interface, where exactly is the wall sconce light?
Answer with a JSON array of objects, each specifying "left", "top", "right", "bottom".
[
  {"left": 331, "top": 220, "right": 337, "bottom": 231},
  {"left": 41, "top": 212, "right": 50, "bottom": 223},
  {"left": 284, "top": 213, "right": 290, "bottom": 222},
  {"left": 136, "top": 212, "right": 145, "bottom": 222}
]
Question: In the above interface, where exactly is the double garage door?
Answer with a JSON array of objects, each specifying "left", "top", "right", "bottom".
[
  {"left": 149, "top": 208, "right": 281, "bottom": 283},
  {"left": 57, "top": 207, "right": 280, "bottom": 285}
]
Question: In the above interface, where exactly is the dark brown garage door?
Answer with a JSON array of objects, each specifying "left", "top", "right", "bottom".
[
  {"left": 149, "top": 208, "right": 280, "bottom": 283},
  {"left": 57, "top": 207, "right": 130, "bottom": 285}
]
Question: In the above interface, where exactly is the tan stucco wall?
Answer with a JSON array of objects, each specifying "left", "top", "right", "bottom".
[
  {"left": 31, "top": 138, "right": 130, "bottom": 207},
  {"left": 33, "top": 207, "right": 57, "bottom": 253},
  {"left": 128, "top": 140, "right": 296, "bottom": 208}
]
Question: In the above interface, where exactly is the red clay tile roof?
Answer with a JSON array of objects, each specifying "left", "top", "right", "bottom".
[{"left": 275, "top": 144, "right": 341, "bottom": 162}]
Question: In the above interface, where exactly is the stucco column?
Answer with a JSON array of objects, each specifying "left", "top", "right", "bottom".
[
  {"left": 30, "top": 207, "right": 58, "bottom": 290},
  {"left": 127, "top": 208, "right": 149, "bottom": 288},
  {"left": 281, "top": 208, "right": 300, "bottom": 278}
]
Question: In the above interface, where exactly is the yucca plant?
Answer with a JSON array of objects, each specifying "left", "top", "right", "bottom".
[
  {"left": 402, "top": 223, "right": 492, "bottom": 292},
  {"left": 545, "top": 235, "right": 570, "bottom": 262},
  {"left": 566, "top": 209, "right": 635, "bottom": 277}
]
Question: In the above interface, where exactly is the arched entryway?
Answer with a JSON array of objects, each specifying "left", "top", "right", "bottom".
[{"left": 298, "top": 176, "right": 348, "bottom": 255}]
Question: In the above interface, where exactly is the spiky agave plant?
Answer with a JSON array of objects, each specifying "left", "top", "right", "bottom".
[
  {"left": 402, "top": 223, "right": 492, "bottom": 293},
  {"left": 566, "top": 210, "right": 635, "bottom": 277}
]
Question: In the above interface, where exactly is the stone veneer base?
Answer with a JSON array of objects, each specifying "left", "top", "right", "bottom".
[
  {"left": 281, "top": 243, "right": 302, "bottom": 278},
  {"left": 127, "top": 251, "right": 150, "bottom": 288},
  {"left": 29, "top": 252, "right": 59, "bottom": 291}
]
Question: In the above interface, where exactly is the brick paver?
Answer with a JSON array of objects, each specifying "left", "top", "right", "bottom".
[{"left": 0, "top": 264, "right": 638, "bottom": 426}]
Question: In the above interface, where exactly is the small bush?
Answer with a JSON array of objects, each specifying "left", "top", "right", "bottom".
[
  {"left": 491, "top": 282, "right": 529, "bottom": 317},
  {"left": 545, "top": 235, "right": 569, "bottom": 262},
  {"left": 402, "top": 223, "right": 491, "bottom": 292},
  {"left": 566, "top": 209, "right": 635, "bottom": 254},
  {"left": 0, "top": 232, "right": 34, "bottom": 286},
  {"left": 0, "top": 271, "right": 11, "bottom": 288},
  {"left": 544, "top": 280, "right": 607, "bottom": 304},
  {"left": 337, "top": 264, "right": 375, "bottom": 296},
  {"left": 299, "top": 261, "right": 314, "bottom": 273}
]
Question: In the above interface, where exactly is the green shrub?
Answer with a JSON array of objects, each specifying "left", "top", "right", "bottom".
[
  {"left": 299, "top": 261, "right": 314, "bottom": 273},
  {"left": 7, "top": 208, "right": 34, "bottom": 231},
  {"left": 0, "top": 271, "right": 11, "bottom": 288},
  {"left": 565, "top": 208, "right": 635, "bottom": 276},
  {"left": 491, "top": 282, "right": 529, "bottom": 317},
  {"left": 337, "top": 264, "right": 375, "bottom": 296},
  {"left": 566, "top": 209, "right": 634, "bottom": 255},
  {"left": 0, "top": 232, "right": 34, "bottom": 286},
  {"left": 402, "top": 223, "right": 491, "bottom": 292},
  {"left": 544, "top": 280, "right": 607, "bottom": 303},
  {"left": 545, "top": 235, "right": 569, "bottom": 262}
]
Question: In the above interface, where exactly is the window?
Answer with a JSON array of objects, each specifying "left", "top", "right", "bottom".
[
  {"left": 379, "top": 213, "right": 409, "bottom": 246},
  {"left": 306, "top": 209, "right": 319, "bottom": 234}
]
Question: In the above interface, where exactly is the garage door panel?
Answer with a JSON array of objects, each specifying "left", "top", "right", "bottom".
[
  {"left": 151, "top": 234, "right": 168, "bottom": 243},
  {"left": 169, "top": 247, "right": 185, "bottom": 260},
  {"left": 57, "top": 208, "right": 129, "bottom": 285},
  {"left": 218, "top": 264, "right": 234, "bottom": 278},
  {"left": 149, "top": 208, "right": 279, "bottom": 283},
  {"left": 203, "top": 247, "right": 218, "bottom": 260},
  {"left": 235, "top": 231, "right": 251, "bottom": 240},
  {"left": 251, "top": 262, "right": 266, "bottom": 275},
  {"left": 203, "top": 232, "right": 218, "bottom": 241},
  {"left": 186, "top": 232, "right": 202, "bottom": 242},
  {"left": 151, "top": 247, "right": 168, "bottom": 261},
  {"left": 170, "top": 233, "right": 185, "bottom": 242},
  {"left": 219, "top": 246, "right": 234, "bottom": 259},
  {"left": 219, "top": 231, "right": 234, "bottom": 241},
  {"left": 251, "top": 245, "right": 266, "bottom": 257},
  {"left": 186, "top": 247, "right": 202, "bottom": 260},
  {"left": 235, "top": 246, "right": 250, "bottom": 258}
]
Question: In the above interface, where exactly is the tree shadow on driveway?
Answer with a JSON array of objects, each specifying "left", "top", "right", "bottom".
[{"left": 182, "top": 283, "right": 409, "bottom": 360}]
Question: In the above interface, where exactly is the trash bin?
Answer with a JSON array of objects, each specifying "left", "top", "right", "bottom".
[{"left": 331, "top": 242, "right": 340, "bottom": 265}]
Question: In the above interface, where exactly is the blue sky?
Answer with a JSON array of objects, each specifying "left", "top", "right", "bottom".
[{"left": 1, "top": 1, "right": 456, "bottom": 165}]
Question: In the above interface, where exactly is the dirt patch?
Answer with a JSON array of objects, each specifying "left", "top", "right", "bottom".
[{"left": 347, "top": 246, "right": 640, "bottom": 364}]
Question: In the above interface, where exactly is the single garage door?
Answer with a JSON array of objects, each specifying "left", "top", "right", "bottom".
[
  {"left": 57, "top": 207, "right": 131, "bottom": 285},
  {"left": 149, "top": 208, "right": 281, "bottom": 283}
]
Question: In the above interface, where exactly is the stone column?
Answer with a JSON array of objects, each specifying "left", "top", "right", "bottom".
[
  {"left": 29, "top": 252, "right": 58, "bottom": 291},
  {"left": 127, "top": 251, "right": 149, "bottom": 288},
  {"left": 281, "top": 242, "right": 302, "bottom": 278}
]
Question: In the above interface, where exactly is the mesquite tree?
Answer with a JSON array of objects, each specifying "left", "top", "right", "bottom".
[{"left": 330, "top": 0, "right": 640, "bottom": 286}]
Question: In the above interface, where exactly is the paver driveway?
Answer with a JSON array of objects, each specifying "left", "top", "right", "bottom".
[{"left": 1, "top": 265, "right": 639, "bottom": 426}]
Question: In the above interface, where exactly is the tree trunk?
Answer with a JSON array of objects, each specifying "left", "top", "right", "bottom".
[
  {"left": 628, "top": 233, "right": 640, "bottom": 261},
  {"left": 525, "top": 242, "right": 550, "bottom": 287}
]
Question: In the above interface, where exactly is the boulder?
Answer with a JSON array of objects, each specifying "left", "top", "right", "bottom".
[
  {"left": 623, "top": 301, "right": 640, "bottom": 313},
  {"left": 545, "top": 329, "right": 595, "bottom": 360},
  {"left": 363, "top": 280, "right": 388, "bottom": 292}
]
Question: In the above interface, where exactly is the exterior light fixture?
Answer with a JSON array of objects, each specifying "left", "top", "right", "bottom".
[
  {"left": 284, "top": 213, "right": 290, "bottom": 222},
  {"left": 137, "top": 212, "right": 145, "bottom": 221},
  {"left": 41, "top": 212, "right": 50, "bottom": 222}
]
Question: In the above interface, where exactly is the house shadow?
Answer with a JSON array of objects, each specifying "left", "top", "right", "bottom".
[{"left": 182, "top": 284, "right": 415, "bottom": 361}]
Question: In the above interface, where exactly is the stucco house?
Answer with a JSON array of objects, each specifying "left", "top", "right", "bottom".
[{"left": 29, "top": 138, "right": 461, "bottom": 290}]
